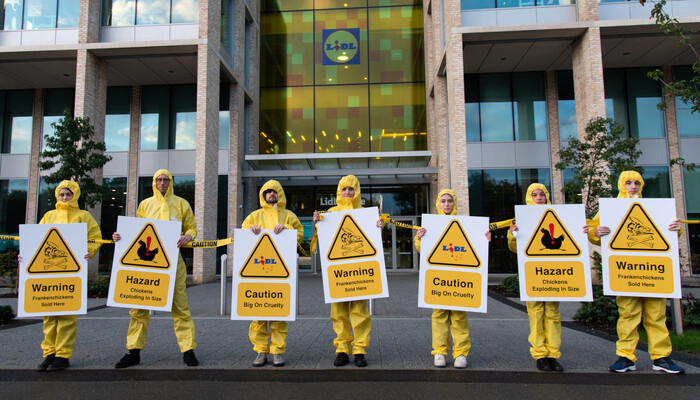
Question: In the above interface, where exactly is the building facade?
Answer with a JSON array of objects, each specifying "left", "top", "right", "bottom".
[{"left": 0, "top": 0, "right": 699, "bottom": 281}]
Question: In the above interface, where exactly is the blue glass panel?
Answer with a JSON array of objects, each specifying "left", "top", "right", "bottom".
[{"left": 23, "top": 0, "right": 56, "bottom": 29}]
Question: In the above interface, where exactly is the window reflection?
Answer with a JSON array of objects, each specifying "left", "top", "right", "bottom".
[
  {"left": 557, "top": 70, "right": 576, "bottom": 141},
  {"left": 136, "top": 0, "right": 169, "bottom": 25},
  {"left": 105, "top": 87, "right": 131, "bottom": 152},
  {"left": 3, "top": 0, "right": 24, "bottom": 30},
  {"left": 604, "top": 68, "right": 665, "bottom": 138},
  {"left": 57, "top": 0, "right": 78, "bottom": 27},
  {"left": 140, "top": 114, "right": 159, "bottom": 150},
  {"left": 172, "top": 0, "right": 197, "bottom": 23},
  {"left": 102, "top": 0, "right": 135, "bottom": 26},
  {"left": 674, "top": 66, "right": 700, "bottom": 137},
  {"left": 23, "top": 0, "right": 57, "bottom": 29},
  {"left": 0, "top": 179, "right": 27, "bottom": 235}
]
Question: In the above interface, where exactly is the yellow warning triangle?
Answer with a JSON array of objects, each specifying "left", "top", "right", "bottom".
[
  {"left": 326, "top": 215, "right": 377, "bottom": 261},
  {"left": 427, "top": 220, "right": 481, "bottom": 268},
  {"left": 609, "top": 202, "right": 669, "bottom": 252},
  {"left": 239, "top": 233, "right": 290, "bottom": 278},
  {"left": 525, "top": 209, "right": 581, "bottom": 257},
  {"left": 27, "top": 228, "right": 81, "bottom": 274},
  {"left": 119, "top": 223, "right": 171, "bottom": 269}
]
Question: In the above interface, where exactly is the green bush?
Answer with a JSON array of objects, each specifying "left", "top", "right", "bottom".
[
  {"left": 574, "top": 285, "right": 619, "bottom": 323},
  {"left": 0, "top": 305, "right": 15, "bottom": 325},
  {"left": 88, "top": 276, "right": 110, "bottom": 298},
  {"left": 682, "top": 293, "right": 700, "bottom": 328},
  {"left": 0, "top": 249, "right": 18, "bottom": 293},
  {"left": 498, "top": 275, "right": 520, "bottom": 296}
]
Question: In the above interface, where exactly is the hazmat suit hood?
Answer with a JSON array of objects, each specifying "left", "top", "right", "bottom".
[
  {"left": 336, "top": 175, "right": 361, "bottom": 210},
  {"left": 54, "top": 180, "right": 81, "bottom": 221},
  {"left": 259, "top": 180, "right": 287, "bottom": 210},
  {"left": 436, "top": 189, "right": 458, "bottom": 215},
  {"left": 525, "top": 183, "right": 551, "bottom": 205},
  {"left": 151, "top": 169, "right": 175, "bottom": 220},
  {"left": 617, "top": 170, "right": 644, "bottom": 198}
]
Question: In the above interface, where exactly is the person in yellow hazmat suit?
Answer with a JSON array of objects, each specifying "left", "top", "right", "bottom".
[
  {"left": 241, "top": 180, "right": 303, "bottom": 367},
  {"left": 112, "top": 169, "right": 199, "bottom": 368},
  {"left": 507, "top": 183, "right": 564, "bottom": 372},
  {"left": 585, "top": 171, "right": 684, "bottom": 374},
  {"left": 25, "top": 180, "right": 102, "bottom": 371},
  {"left": 312, "top": 175, "right": 382, "bottom": 367},
  {"left": 414, "top": 189, "right": 491, "bottom": 369}
]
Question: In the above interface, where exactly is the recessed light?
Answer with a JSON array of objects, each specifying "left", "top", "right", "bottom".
[
  {"left": 63, "top": 73, "right": 69, "bottom": 77},
  {"left": 168, "top": 70, "right": 175, "bottom": 73},
  {"left": 622, "top": 52, "right": 630, "bottom": 56},
  {"left": 500, "top": 57, "right": 507, "bottom": 61}
]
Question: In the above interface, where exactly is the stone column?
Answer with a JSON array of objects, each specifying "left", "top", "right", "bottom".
[
  {"left": 577, "top": 0, "right": 599, "bottom": 22},
  {"left": 423, "top": 0, "right": 440, "bottom": 213},
  {"left": 571, "top": 27, "right": 606, "bottom": 136},
  {"left": 25, "top": 89, "right": 44, "bottom": 224},
  {"left": 78, "top": 0, "right": 101, "bottom": 43},
  {"left": 127, "top": 86, "right": 140, "bottom": 217},
  {"left": 546, "top": 71, "right": 564, "bottom": 205}
]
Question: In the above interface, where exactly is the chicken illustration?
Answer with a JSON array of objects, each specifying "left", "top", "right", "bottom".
[
  {"left": 340, "top": 227, "right": 364, "bottom": 255},
  {"left": 43, "top": 240, "right": 68, "bottom": 268},
  {"left": 540, "top": 223, "right": 565, "bottom": 250},
  {"left": 625, "top": 216, "right": 654, "bottom": 247},
  {"left": 137, "top": 237, "right": 159, "bottom": 262}
]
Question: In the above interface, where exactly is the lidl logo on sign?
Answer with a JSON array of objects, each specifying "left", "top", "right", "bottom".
[
  {"left": 322, "top": 28, "right": 360, "bottom": 65},
  {"left": 327, "top": 215, "right": 377, "bottom": 261},
  {"left": 120, "top": 223, "right": 171, "bottom": 269},
  {"left": 427, "top": 220, "right": 480, "bottom": 268},
  {"left": 27, "top": 228, "right": 81, "bottom": 274},
  {"left": 609, "top": 203, "right": 669, "bottom": 252},
  {"left": 525, "top": 209, "right": 581, "bottom": 257},
  {"left": 240, "top": 233, "right": 290, "bottom": 278}
]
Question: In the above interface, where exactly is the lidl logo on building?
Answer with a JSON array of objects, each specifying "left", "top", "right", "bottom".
[
  {"left": 322, "top": 28, "right": 360, "bottom": 65},
  {"left": 609, "top": 203, "right": 669, "bottom": 252},
  {"left": 525, "top": 209, "right": 581, "bottom": 257},
  {"left": 27, "top": 228, "right": 81, "bottom": 274},
  {"left": 427, "top": 220, "right": 480, "bottom": 268},
  {"left": 240, "top": 233, "right": 290, "bottom": 278}
]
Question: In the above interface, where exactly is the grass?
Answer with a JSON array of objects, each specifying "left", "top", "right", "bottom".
[{"left": 638, "top": 328, "right": 700, "bottom": 355}]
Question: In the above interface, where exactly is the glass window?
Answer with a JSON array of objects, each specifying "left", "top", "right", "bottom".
[
  {"left": 136, "top": 0, "right": 169, "bottom": 25},
  {"left": 216, "top": 175, "right": 227, "bottom": 274},
  {"left": 674, "top": 66, "right": 700, "bottom": 137},
  {"left": 3, "top": 0, "right": 25, "bottom": 30},
  {"left": 316, "top": 85, "right": 369, "bottom": 153},
  {"left": 245, "top": 17, "right": 251, "bottom": 87},
  {"left": 260, "top": 11, "right": 314, "bottom": 87},
  {"left": 557, "top": 70, "right": 576, "bottom": 141},
  {"left": 42, "top": 88, "right": 74, "bottom": 152},
  {"left": 0, "top": 179, "right": 27, "bottom": 235},
  {"left": 23, "top": 0, "right": 57, "bottom": 29},
  {"left": 171, "top": 0, "right": 197, "bottom": 23},
  {"left": 513, "top": 72, "right": 547, "bottom": 141},
  {"left": 220, "top": 0, "right": 232, "bottom": 54},
  {"left": 101, "top": 0, "right": 136, "bottom": 26},
  {"left": 105, "top": 87, "right": 131, "bottom": 152},
  {"left": 640, "top": 166, "right": 670, "bottom": 198},
  {"left": 219, "top": 83, "right": 230, "bottom": 149},
  {"left": 1, "top": 90, "right": 34, "bottom": 154},
  {"left": 369, "top": 83, "right": 427, "bottom": 151},
  {"left": 480, "top": 73, "right": 514, "bottom": 141},
  {"left": 465, "top": 74, "right": 481, "bottom": 142},
  {"left": 140, "top": 85, "right": 170, "bottom": 150},
  {"left": 684, "top": 170, "right": 700, "bottom": 274},
  {"left": 626, "top": 68, "right": 665, "bottom": 138},
  {"left": 260, "top": 87, "right": 315, "bottom": 154},
  {"left": 98, "top": 177, "right": 127, "bottom": 273},
  {"left": 37, "top": 178, "right": 58, "bottom": 221},
  {"left": 604, "top": 69, "right": 629, "bottom": 135},
  {"left": 315, "top": 9, "right": 368, "bottom": 86},
  {"left": 172, "top": 85, "right": 196, "bottom": 150},
  {"left": 57, "top": 0, "right": 78, "bottom": 27},
  {"left": 261, "top": 0, "right": 313, "bottom": 12}
]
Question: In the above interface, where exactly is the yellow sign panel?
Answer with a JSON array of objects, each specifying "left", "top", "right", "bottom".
[
  {"left": 237, "top": 282, "right": 291, "bottom": 318},
  {"left": 427, "top": 220, "right": 480, "bottom": 268},
  {"left": 327, "top": 215, "right": 377, "bottom": 261},
  {"left": 119, "top": 223, "right": 171, "bottom": 269},
  {"left": 523, "top": 261, "right": 586, "bottom": 298},
  {"left": 112, "top": 269, "right": 170, "bottom": 307},
  {"left": 423, "top": 269, "right": 481, "bottom": 308},
  {"left": 609, "top": 203, "right": 670, "bottom": 252},
  {"left": 327, "top": 260, "right": 382, "bottom": 299},
  {"left": 239, "top": 233, "right": 290, "bottom": 279},
  {"left": 27, "top": 228, "right": 81, "bottom": 274},
  {"left": 24, "top": 277, "right": 81, "bottom": 313},
  {"left": 525, "top": 209, "right": 580, "bottom": 257},
  {"left": 608, "top": 255, "right": 674, "bottom": 294}
]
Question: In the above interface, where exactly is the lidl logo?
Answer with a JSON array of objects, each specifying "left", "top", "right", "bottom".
[
  {"left": 322, "top": 28, "right": 360, "bottom": 65},
  {"left": 240, "top": 233, "right": 290, "bottom": 278},
  {"left": 427, "top": 220, "right": 481, "bottom": 268}
]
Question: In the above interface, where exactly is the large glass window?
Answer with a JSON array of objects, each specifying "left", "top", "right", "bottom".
[
  {"left": 260, "top": 11, "right": 315, "bottom": 87},
  {"left": 221, "top": 0, "right": 233, "bottom": 55},
  {"left": 101, "top": 0, "right": 135, "bottom": 26},
  {"left": 140, "top": 85, "right": 196, "bottom": 150},
  {"left": 219, "top": 83, "right": 230, "bottom": 149},
  {"left": 557, "top": 70, "right": 576, "bottom": 141},
  {"left": 57, "top": 0, "right": 78, "bottom": 27},
  {"left": 640, "top": 166, "right": 671, "bottom": 198},
  {"left": 37, "top": 178, "right": 58, "bottom": 220},
  {"left": 684, "top": 169, "right": 700, "bottom": 274},
  {"left": 101, "top": 0, "right": 198, "bottom": 26},
  {"left": 3, "top": 0, "right": 25, "bottom": 30},
  {"left": 674, "top": 66, "right": 700, "bottom": 137},
  {"left": 42, "top": 88, "right": 74, "bottom": 152},
  {"left": 465, "top": 72, "right": 547, "bottom": 142},
  {"left": 462, "top": 0, "right": 575, "bottom": 10},
  {"left": 23, "top": 0, "right": 56, "bottom": 29},
  {"left": 604, "top": 68, "right": 665, "bottom": 138},
  {"left": 105, "top": 87, "right": 131, "bottom": 152},
  {"left": 171, "top": 0, "right": 197, "bottom": 23},
  {"left": 316, "top": 85, "right": 369, "bottom": 153},
  {"left": 98, "top": 177, "right": 127, "bottom": 273},
  {"left": 0, "top": 179, "right": 27, "bottom": 235},
  {"left": 0, "top": 90, "right": 34, "bottom": 154},
  {"left": 369, "top": 83, "right": 426, "bottom": 151}
]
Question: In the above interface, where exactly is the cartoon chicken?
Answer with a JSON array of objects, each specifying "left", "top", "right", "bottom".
[{"left": 137, "top": 237, "right": 159, "bottom": 262}]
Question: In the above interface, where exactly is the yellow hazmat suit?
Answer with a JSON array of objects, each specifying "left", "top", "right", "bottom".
[
  {"left": 242, "top": 180, "right": 303, "bottom": 355},
  {"left": 38, "top": 180, "right": 102, "bottom": 359},
  {"left": 507, "top": 183, "right": 562, "bottom": 360},
  {"left": 325, "top": 175, "right": 371, "bottom": 355},
  {"left": 126, "top": 169, "right": 198, "bottom": 353},
  {"left": 589, "top": 171, "right": 672, "bottom": 362},
  {"left": 415, "top": 189, "right": 471, "bottom": 359}
]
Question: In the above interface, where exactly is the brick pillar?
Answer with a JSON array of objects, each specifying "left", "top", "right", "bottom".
[
  {"left": 78, "top": 0, "right": 101, "bottom": 43},
  {"left": 571, "top": 27, "right": 606, "bottom": 137},
  {"left": 546, "top": 71, "right": 564, "bottom": 205},
  {"left": 228, "top": 83, "right": 244, "bottom": 277},
  {"left": 577, "top": 0, "right": 599, "bottom": 22},
  {"left": 26, "top": 89, "right": 43, "bottom": 224},
  {"left": 663, "top": 66, "right": 691, "bottom": 277},
  {"left": 127, "top": 86, "right": 140, "bottom": 217},
  {"left": 423, "top": 1, "right": 439, "bottom": 213}
]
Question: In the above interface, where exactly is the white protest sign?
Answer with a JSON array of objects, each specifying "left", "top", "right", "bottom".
[
  {"left": 231, "top": 229, "right": 298, "bottom": 321},
  {"left": 316, "top": 207, "right": 388, "bottom": 303},
  {"left": 417, "top": 215, "right": 489, "bottom": 313},
  {"left": 107, "top": 216, "right": 181, "bottom": 311},
  {"left": 600, "top": 198, "right": 681, "bottom": 298},
  {"left": 514, "top": 204, "right": 592, "bottom": 302},
  {"left": 18, "top": 223, "right": 88, "bottom": 317}
]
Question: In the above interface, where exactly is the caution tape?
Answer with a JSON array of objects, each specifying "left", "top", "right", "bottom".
[
  {"left": 489, "top": 218, "right": 515, "bottom": 231},
  {"left": 183, "top": 237, "right": 234, "bottom": 248},
  {"left": 379, "top": 214, "right": 420, "bottom": 230},
  {"left": 0, "top": 235, "right": 19, "bottom": 241}
]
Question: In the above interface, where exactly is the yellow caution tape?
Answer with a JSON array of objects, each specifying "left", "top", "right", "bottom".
[
  {"left": 489, "top": 218, "right": 515, "bottom": 231},
  {"left": 379, "top": 214, "right": 420, "bottom": 230},
  {"left": 182, "top": 237, "right": 234, "bottom": 248},
  {"left": 0, "top": 235, "right": 19, "bottom": 241}
]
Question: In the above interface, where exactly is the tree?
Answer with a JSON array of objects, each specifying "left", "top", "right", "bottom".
[
  {"left": 555, "top": 117, "right": 642, "bottom": 219},
  {"left": 39, "top": 109, "right": 112, "bottom": 208}
]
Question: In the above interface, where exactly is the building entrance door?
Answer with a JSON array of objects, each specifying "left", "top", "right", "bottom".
[{"left": 382, "top": 217, "right": 417, "bottom": 270}]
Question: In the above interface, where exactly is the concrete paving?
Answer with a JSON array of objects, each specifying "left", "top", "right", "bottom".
[{"left": 1, "top": 272, "right": 698, "bottom": 374}]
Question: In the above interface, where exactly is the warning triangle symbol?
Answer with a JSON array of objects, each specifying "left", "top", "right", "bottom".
[
  {"left": 427, "top": 220, "right": 481, "bottom": 268},
  {"left": 239, "top": 233, "right": 290, "bottom": 278},
  {"left": 27, "top": 228, "right": 81, "bottom": 274},
  {"left": 119, "top": 223, "right": 171, "bottom": 269},
  {"left": 326, "top": 215, "right": 377, "bottom": 261},
  {"left": 525, "top": 209, "right": 581, "bottom": 257},
  {"left": 609, "top": 202, "right": 669, "bottom": 252}
]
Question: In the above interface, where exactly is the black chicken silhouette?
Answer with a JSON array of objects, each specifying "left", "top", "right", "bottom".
[
  {"left": 137, "top": 237, "right": 159, "bottom": 261},
  {"left": 540, "top": 223, "right": 565, "bottom": 250}
]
